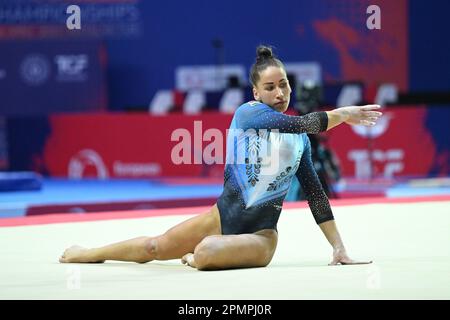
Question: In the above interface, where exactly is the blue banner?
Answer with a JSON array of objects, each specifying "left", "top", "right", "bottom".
[{"left": 0, "top": 39, "right": 108, "bottom": 115}]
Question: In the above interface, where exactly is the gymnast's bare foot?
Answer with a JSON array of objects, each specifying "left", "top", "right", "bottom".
[
  {"left": 181, "top": 253, "right": 197, "bottom": 268},
  {"left": 59, "top": 245, "right": 105, "bottom": 263}
]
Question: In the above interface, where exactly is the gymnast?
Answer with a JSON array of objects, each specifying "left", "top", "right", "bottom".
[{"left": 59, "top": 45, "right": 381, "bottom": 270}]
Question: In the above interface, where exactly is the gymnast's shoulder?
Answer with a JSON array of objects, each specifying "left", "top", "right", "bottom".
[{"left": 234, "top": 100, "right": 271, "bottom": 115}]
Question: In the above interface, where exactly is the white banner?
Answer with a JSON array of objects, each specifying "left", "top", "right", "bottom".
[{"left": 176, "top": 65, "right": 247, "bottom": 91}]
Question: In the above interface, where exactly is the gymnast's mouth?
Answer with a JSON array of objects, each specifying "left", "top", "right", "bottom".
[{"left": 274, "top": 101, "right": 287, "bottom": 106}]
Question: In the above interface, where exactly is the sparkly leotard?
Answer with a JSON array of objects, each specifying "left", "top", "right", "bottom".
[{"left": 217, "top": 101, "right": 334, "bottom": 235}]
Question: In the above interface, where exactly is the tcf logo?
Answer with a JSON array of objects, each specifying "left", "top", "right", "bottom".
[{"left": 54, "top": 55, "right": 88, "bottom": 81}]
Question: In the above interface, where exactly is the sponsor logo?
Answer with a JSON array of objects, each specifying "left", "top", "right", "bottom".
[
  {"left": 348, "top": 149, "right": 404, "bottom": 178},
  {"left": 55, "top": 54, "right": 88, "bottom": 82},
  {"left": 68, "top": 149, "right": 162, "bottom": 178},
  {"left": 113, "top": 161, "right": 161, "bottom": 177},
  {"left": 20, "top": 54, "right": 51, "bottom": 86},
  {"left": 68, "top": 149, "right": 109, "bottom": 179}
]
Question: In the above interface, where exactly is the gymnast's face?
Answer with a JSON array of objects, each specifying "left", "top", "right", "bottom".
[{"left": 253, "top": 66, "right": 292, "bottom": 113}]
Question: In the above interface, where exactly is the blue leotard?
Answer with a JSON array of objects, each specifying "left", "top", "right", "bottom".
[{"left": 217, "top": 101, "right": 334, "bottom": 235}]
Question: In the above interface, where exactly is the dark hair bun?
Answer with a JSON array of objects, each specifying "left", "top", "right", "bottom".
[{"left": 256, "top": 45, "right": 273, "bottom": 62}]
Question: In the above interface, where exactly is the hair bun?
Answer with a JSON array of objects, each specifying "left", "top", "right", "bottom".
[{"left": 256, "top": 45, "right": 273, "bottom": 62}]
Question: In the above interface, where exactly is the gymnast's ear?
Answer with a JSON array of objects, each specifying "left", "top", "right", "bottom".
[{"left": 253, "top": 86, "right": 260, "bottom": 101}]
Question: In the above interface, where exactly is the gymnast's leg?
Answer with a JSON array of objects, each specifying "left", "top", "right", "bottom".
[
  {"left": 59, "top": 204, "right": 221, "bottom": 264},
  {"left": 181, "top": 229, "right": 278, "bottom": 271}
]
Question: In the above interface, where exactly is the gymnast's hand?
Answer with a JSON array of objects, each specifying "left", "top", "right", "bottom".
[
  {"left": 329, "top": 247, "right": 373, "bottom": 266},
  {"left": 340, "top": 104, "right": 382, "bottom": 126},
  {"left": 326, "top": 105, "right": 382, "bottom": 130}
]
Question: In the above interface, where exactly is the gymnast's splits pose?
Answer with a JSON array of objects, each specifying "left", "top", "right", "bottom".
[{"left": 60, "top": 46, "right": 381, "bottom": 270}]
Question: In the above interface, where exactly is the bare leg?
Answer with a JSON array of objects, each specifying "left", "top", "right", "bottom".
[
  {"left": 59, "top": 204, "right": 221, "bottom": 264},
  {"left": 181, "top": 229, "right": 278, "bottom": 271},
  {"left": 59, "top": 237, "right": 151, "bottom": 264}
]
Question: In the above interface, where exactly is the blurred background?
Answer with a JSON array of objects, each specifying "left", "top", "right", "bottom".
[{"left": 1, "top": 0, "right": 449, "bottom": 218}]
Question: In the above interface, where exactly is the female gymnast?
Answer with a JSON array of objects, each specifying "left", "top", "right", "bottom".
[{"left": 59, "top": 46, "right": 381, "bottom": 270}]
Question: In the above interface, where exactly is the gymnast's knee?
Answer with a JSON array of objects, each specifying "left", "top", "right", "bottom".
[
  {"left": 255, "top": 229, "right": 278, "bottom": 266},
  {"left": 193, "top": 236, "right": 219, "bottom": 270},
  {"left": 143, "top": 237, "right": 159, "bottom": 260},
  {"left": 260, "top": 249, "right": 275, "bottom": 267}
]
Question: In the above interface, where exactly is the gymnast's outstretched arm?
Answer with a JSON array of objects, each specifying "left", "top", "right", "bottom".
[{"left": 236, "top": 102, "right": 382, "bottom": 134}]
